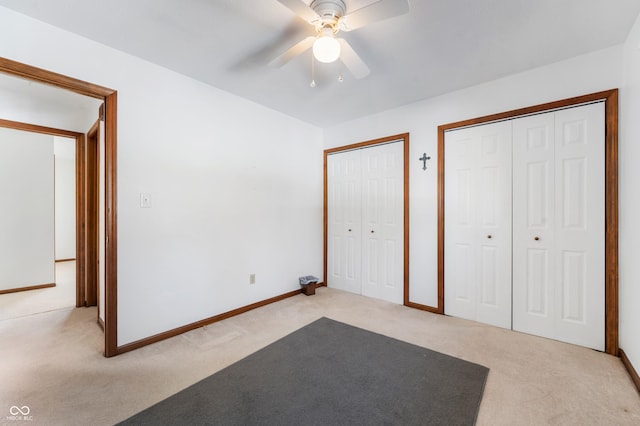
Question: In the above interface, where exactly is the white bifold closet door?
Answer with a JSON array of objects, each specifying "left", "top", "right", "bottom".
[
  {"left": 444, "top": 102, "right": 605, "bottom": 351},
  {"left": 444, "top": 121, "right": 513, "bottom": 329},
  {"left": 512, "top": 103, "right": 605, "bottom": 351},
  {"left": 327, "top": 141, "right": 404, "bottom": 304}
]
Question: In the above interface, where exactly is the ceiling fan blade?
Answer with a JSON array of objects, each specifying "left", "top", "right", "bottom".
[
  {"left": 269, "top": 36, "right": 316, "bottom": 68},
  {"left": 338, "top": 39, "right": 370, "bottom": 79},
  {"left": 275, "top": 0, "right": 320, "bottom": 24},
  {"left": 338, "top": 0, "right": 410, "bottom": 32}
]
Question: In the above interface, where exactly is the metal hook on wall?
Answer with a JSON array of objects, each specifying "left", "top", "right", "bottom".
[{"left": 419, "top": 153, "right": 431, "bottom": 170}]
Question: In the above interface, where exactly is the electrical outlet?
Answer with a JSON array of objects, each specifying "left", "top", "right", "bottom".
[{"left": 250, "top": 274, "right": 256, "bottom": 285}]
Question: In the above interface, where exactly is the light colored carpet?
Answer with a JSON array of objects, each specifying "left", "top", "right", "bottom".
[
  {"left": 1, "top": 287, "right": 639, "bottom": 425},
  {"left": 0, "top": 261, "right": 76, "bottom": 321}
]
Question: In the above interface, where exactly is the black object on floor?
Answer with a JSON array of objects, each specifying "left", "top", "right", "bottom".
[{"left": 118, "top": 317, "right": 489, "bottom": 425}]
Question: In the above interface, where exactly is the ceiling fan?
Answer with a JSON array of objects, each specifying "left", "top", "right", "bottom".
[{"left": 270, "top": 0, "right": 410, "bottom": 80}]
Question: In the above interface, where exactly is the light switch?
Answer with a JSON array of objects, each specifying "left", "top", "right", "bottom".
[{"left": 140, "top": 193, "right": 151, "bottom": 208}]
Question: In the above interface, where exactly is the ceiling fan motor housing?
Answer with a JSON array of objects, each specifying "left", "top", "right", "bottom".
[{"left": 310, "top": 0, "right": 346, "bottom": 30}]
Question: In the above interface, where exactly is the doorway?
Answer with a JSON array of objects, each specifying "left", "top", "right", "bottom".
[
  {"left": 0, "top": 118, "right": 102, "bottom": 320},
  {"left": 0, "top": 57, "right": 119, "bottom": 357}
]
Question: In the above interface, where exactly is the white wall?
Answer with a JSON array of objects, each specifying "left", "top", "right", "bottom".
[
  {"left": 54, "top": 136, "right": 76, "bottom": 260},
  {"left": 324, "top": 46, "right": 623, "bottom": 308},
  {"left": 619, "top": 13, "right": 640, "bottom": 371},
  {"left": 0, "top": 7, "right": 324, "bottom": 345},
  {"left": 0, "top": 127, "right": 54, "bottom": 291},
  {"left": 0, "top": 75, "right": 100, "bottom": 134}
]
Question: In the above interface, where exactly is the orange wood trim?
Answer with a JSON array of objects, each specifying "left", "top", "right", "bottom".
[
  {"left": 436, "top": 125, "right": 446, "bottom": 314},
  {"left": 0, "top": 283, "right": 55, "bottom": 295},
  {"left": 437, "top": 89, "right": 619, "bottom": 355},
  {"left": 604, "top": 90, "right": 619, "bottom": 356},
  {"left": 97, "top": 316, "right": 105, "bottom": 332},
  {"left": 114, "top": 288, "right": 306, "bottom": 355},
  {"left": 55, "top": 258, "right": 76, "bottom": 263},
  {"left": 438, "top": 90, "right": 618, "bottom": 132},
  {"left": 324, "top": 134, "right": 409, "bottom": 154},
  {"left": 0, "top": 119, "right": 83, "bottom": 137},
  {"left": 405, "top": 301, "right": 441, "bottom": 314},
  {"left": 0, "top": 57, "right": 113, "bottom": 99},
  {"left": 323, "top": 133, "right": 410, "bottom": 303},
  {"left": 76, "top": 133, "right": 86, "bottom": 308},
  {"left": 84, "top": 120, "right": 100, "bottom": 308},
  {"left": 403, "top": 134, "right": 411, "bottom": 305},
  {"left": 323, "top": 151, "right": 328, "bottom": 286},
  {"left": 620, "top": 349, "right": 640, "bottom": 394},
  {"left": 0, "top": 56, "right": 119, "bottom": 358},
  {"left": 104, "top": 92, "right": 118, "bottom": 357}
]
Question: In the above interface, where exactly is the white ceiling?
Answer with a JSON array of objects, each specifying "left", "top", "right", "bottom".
[{"left": 1, "top": 0, "right": 639, "bottom": 127}]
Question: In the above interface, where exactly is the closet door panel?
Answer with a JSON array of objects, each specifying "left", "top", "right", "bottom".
[
  {"left": 513, "top": 112, "right": 556, "bottom": 336},
  {"left": 513, "top": 103, "right": 604, "bottom": 351},
  {"left": 476, "top": 124, "right": 512, "bottom": 328},
  {"left": 445, "top": 122, "right": 512, "bottom": 328},
  {"left": 445, "top": 129, "right": 478, "bottom": 321},
  {"left": 327, "top": 149, "right": 362, "bottom": 295},
  {"left": 553, "top": 103, "right": 605, "bottom": 350},
  {"left": 361, "top": 141, "right": 404, "bottom": 303}
]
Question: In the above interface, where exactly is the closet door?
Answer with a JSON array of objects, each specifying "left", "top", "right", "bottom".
[
  {"left": 327, "top": 149, "right": 362, "bottom": 295},
  {"left": 327, "top": 141, "right": 404, "bottom": 304},
  {"left": 444, "top": 121, "right": 512, "bottom": 329},
  {"left": 512, "top": 111, "right": 556, "bottom": 337},
  {"left": 361, "top": 142, "right": 404, "bottom": 304},
  {"left": 513, "top": 103, "right": 605, "bottom": 350}
]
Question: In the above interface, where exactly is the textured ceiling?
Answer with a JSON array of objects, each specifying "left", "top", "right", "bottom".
[{"left": 1, "top": 0, "right": 639, "bottom": 127}]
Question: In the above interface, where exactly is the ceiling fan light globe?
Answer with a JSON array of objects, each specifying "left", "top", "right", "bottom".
[{"left": 313, "top": 36, "right": 341, "bottom": 63}]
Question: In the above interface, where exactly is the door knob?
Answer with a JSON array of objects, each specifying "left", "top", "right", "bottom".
[
  {"left": 371, "top": 230, "right": 375, "bottom": 234},
  {"left": 487, "top": 235, "right": 492, "bottom": 239},
  {"left": 534, "top": 236, "right": 540, "bottom": 241},
  {"left": 348, "top": 229, "right": 352, "bottom": 232}
]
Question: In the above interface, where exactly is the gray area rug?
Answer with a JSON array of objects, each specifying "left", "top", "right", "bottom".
[{"left": 118, "top": 317, "right": 489, "bottom": 425}]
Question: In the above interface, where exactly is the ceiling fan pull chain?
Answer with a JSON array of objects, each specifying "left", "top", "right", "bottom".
[{"left": 310, "top": 52, "right": 316, "bottom": 88}]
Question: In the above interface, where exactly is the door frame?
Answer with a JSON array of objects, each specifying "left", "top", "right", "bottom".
[
  {"left": 0, "top": 57, "right": 120, "bottom": 357},
  {"left": 435, "top": 89, "right": 619, "bottom": 355},
  {"left": 83, "top": 119, "right": 100, "bottom": 310},
  {"left": 323, "top": 133, "right": 410, "bottom": 304}
]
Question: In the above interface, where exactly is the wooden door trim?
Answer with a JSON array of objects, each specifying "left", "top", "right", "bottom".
[
  {"left": 323, "top": 133, "right": 410, "bottom": 305},
  {"left": 0, "top": 57, "right": 119, "bottom": 357},
  {"left": 77, "top": 133, "right": 87, "bottom": 308},
  {"left": 0, "top": 119, "right": 82, "bottom": 137},
  {"left": 435, "top": 89, "right": 619, "bottom": 355},
  {"left": 85, "top": 120, "right": 100, "bottom": 308}
]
